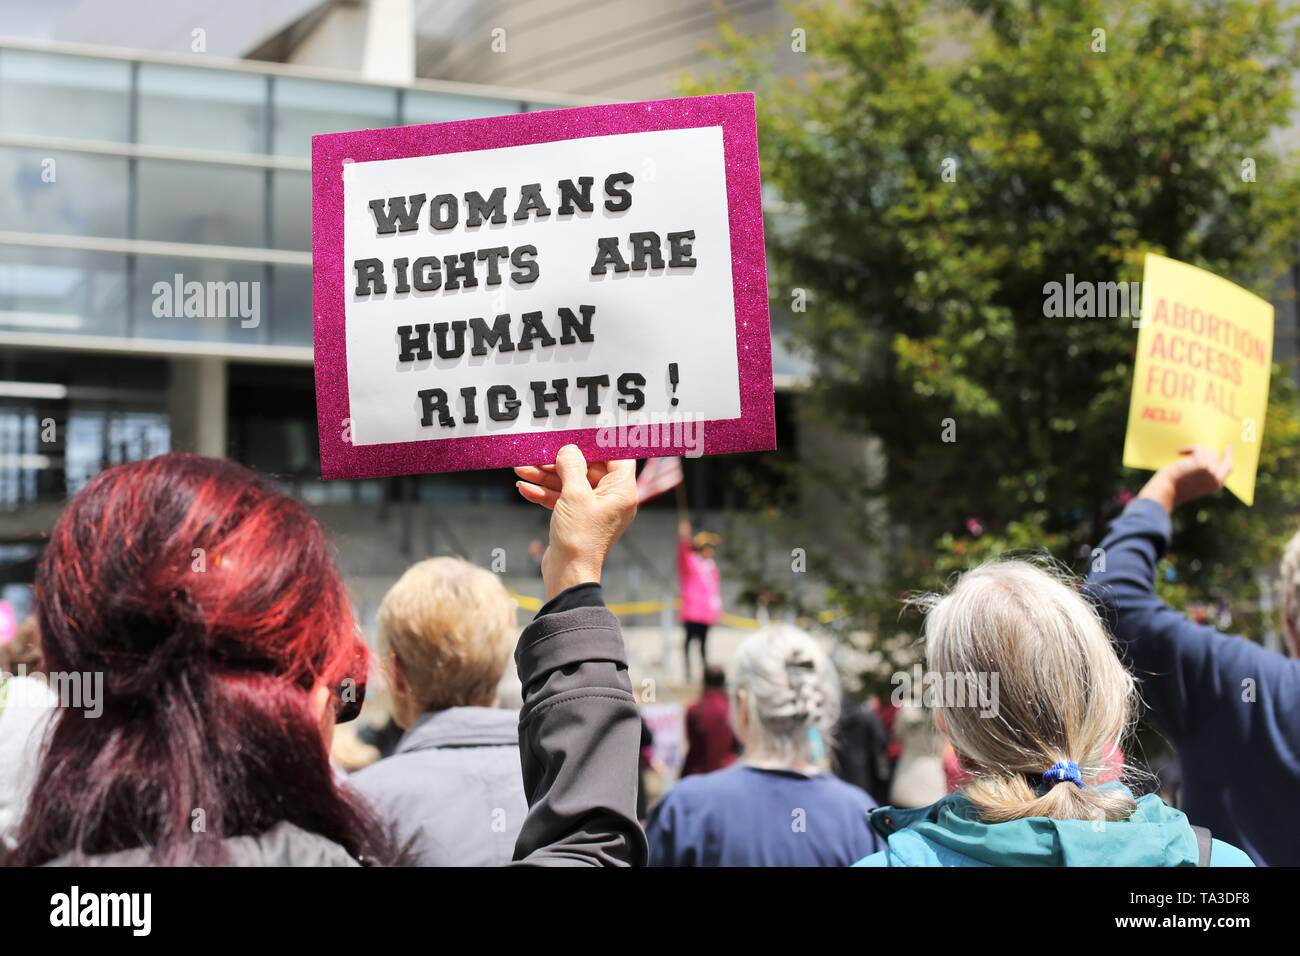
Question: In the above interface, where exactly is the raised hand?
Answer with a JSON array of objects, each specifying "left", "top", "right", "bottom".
[
  {"left": 514, "top": 445, "right": 637, "bottom": 599},
  {"left": 1139, "top": 444, "right": 1234, "bottom": 513}
]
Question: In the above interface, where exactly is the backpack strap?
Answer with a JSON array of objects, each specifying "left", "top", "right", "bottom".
[{"left": 1191, "top": 825, "right": 1213, "bottom": 867}]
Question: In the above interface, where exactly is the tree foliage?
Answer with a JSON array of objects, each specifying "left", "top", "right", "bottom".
[{"left": 687, "top": 0, "right": 1300, "bottom": 674}]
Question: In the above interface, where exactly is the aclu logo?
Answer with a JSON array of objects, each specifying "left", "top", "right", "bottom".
[
  {"left": 50, "top": 886, "right": 151, "bottom": 937},
  {"left": 152, "top": 273, "right": 260, "bottom": 328}
]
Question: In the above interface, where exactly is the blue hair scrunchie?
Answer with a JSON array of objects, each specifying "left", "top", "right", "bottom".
[{"left": 1042, "top": 760, "right": 1084, "bottom": 789}]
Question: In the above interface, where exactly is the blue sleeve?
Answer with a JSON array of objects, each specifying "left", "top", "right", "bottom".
[
  {"left": 852, "top": 850, "right": 889, "bottom": 866},
  {"left": 1085, "top": 498, "right": 1299, "bottom": 745},
  {"left": 1209, "top": 839, "right": 1256, "bottom": 867},
  {"left": 852, "top": 793, "right": 888, "bottom": 858},
  {"left": 644, "top": 791, "right": 683, "bottom": 867}
]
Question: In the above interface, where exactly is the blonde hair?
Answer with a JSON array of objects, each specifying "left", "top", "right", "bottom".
[
  {"left": 378, "top": 557, "right": 517, "bottom": 711},
  {"left": 0, "top": 616, "right": 42, "bottom": 674},
  {"left": 917, "top": 559, "right": 1138, "bottom": 823},
  {"left": 729, "top": 625, "right": 840, "bottom": 767}
]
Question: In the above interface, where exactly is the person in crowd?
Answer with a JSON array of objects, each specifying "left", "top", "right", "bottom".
[
  {"left": 495, "top": 664, "right": 524, "bottom": 712},
  {"left": 878, "top": 698, "right": 902, "bottom": 770},
  {"left": 856, "top": 559, "right": 1252, "bottom": 867},
  {"left": 329, "top": 723, "right": 381, "bottom": 772},
  {"left": 347, "top": 557, "right": 527, "bottom": 866},
  {"left": 681, "top": 664, "right": 739, "bottom": 778},
  {"left": 832, "top": 699, "right": 892, "bottom": 804},
  {"left": 1086, "top": 444, "right": 1299, "bottom": 866},
  {"left": 941, "top": 743, "right": 967, "bottom": 794},
  {"left": 887, "top": 701, "right": 949, "bottom": 808},
  {"left": 527, "top": 539, "right": 546, "bottom": 579},
  {"left": 678, "top": 520, "right": 722, "bottom": 682},
  {"left": 0, "top": 616, "right": 42, "bottom": 675},
  {"left": 0, "top": 618, "right": 56, "bottom": 852},
  {"left": 646, "top": 625, "right": 883, "bottom": 866},
  {"left": 355, "top": 714, "right": 404, "bottom": 761},
  {"left": 637, "top": 716, "right": 657, "bottom": 821},
  {"left": 9, "top": 446, "right": 645, "bottom": 867}
]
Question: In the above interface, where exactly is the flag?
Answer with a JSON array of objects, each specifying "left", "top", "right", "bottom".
[{"left": 636, "top": 457, "right": 683, "bottom": 504}]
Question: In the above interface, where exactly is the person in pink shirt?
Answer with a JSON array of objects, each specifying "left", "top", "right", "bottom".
[{"left": 678, "top": 520, "right": 722, "bottom": 682}]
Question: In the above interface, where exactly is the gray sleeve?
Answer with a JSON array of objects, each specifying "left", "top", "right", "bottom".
[{"left": 510, "top": 604, "right": 648, "bottom": 867}]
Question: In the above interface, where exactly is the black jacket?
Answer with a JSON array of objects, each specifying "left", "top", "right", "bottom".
[{"left": 512, "top": 590, "right": 647, "bottom": 865}]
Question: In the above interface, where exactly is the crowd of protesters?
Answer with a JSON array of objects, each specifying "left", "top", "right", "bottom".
[{"left": 0, "top": 441, "right": 1294, "bottom": 867}]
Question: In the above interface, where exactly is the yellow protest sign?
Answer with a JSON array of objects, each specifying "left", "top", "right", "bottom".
[{"left": 1123, "top": 253, "right": 1274, "bottom": 505}]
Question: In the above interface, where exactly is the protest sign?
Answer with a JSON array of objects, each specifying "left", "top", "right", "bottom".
[
  {"left": 641, "top": 702, "right": 686, "bottom": 774},
  {"left": 311, "top": 92, "right": 775, "bottom": 479},
  {"left": 1122, "top": 253, "right": 1274, "bottom": 505}
]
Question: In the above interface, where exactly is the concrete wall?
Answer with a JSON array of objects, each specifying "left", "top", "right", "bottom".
[{"left": 414, "top": 0, "right": 797, "bottom": 100}]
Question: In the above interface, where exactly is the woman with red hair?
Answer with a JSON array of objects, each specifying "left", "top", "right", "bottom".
[{"left": 10, "top": 445, "right": 644, "bottom": 866}]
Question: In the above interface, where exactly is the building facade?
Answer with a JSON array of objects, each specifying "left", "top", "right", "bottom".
[{"left": 0, "top": 36, "right": 803, "bottom": 627}]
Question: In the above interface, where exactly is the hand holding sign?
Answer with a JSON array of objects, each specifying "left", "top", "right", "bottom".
[
  {"left": 1137, "top": 444, "right": 1234, "bottom": 513},
  {"left": 514, "top": 445, "right": 637, "bottom": 599}
]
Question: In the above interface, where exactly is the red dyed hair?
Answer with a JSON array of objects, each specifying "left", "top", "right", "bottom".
[{"left": 11, "top": 454, "right": 390, "bottom": 865}]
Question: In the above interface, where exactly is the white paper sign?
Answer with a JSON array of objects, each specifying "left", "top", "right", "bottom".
[{"left": 341, "top": 125, "right": 739, "bottom": 447}]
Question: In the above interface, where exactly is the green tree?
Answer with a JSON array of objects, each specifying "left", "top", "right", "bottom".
[{"left": 688, "top": 0, "right": 1300, "bottom": 680}]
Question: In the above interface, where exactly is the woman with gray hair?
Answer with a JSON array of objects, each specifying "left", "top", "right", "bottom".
[
  {"left": 645, "top": 625, "right": 884, "bottom": 866},
  {"left": 856, "top": 558, "right": 1252, "bottom": 867}
]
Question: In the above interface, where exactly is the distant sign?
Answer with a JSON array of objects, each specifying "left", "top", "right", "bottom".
[
  {"left": 642, "top": 701, "right": 686, "bottom": 773},
  {"left": 1123, "top": 254, "right": 1274, "bottom": 505}
]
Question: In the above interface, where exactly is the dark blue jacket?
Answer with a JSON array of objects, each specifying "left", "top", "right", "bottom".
[
  {"left": 646, "top": 764, "right": 883, "bottom": 867},
  {"left": 1086, "top": 498, "right": 1300, "bottom": 866}
]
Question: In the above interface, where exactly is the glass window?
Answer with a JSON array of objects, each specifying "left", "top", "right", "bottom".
[
  {"left": 0, "top": 245, "right": 129, "bottom": 337},
  {"left": 0, "top": 409, "right": 46, "bottom": 510},
  {"left": 0, "top": 147, "right": 129, "bottom": 239},
  {"left": 269, "top": 264, "right": 312, "bottom": 345},
  {"left": 135, "top": 160, "right": 267, "bottom": 248},
  {"left": 64, "top": 409, "right": 170, "bottom": 495},
  {"left": 138, "top": 64, "right": 267, "bottom": 155},
  {"left": 271, "top": 170, "right": 310, "bottom": 250},
  {"left": 233, "top": 414, "right": 316, "bottom": 476},
  {"left": 403, "top": 90, "right": 521, "bottom": 124},
  {"left": 272, "top": 78, "right": 397, "bottom": 157},
  {"left": 0, "top": 49, "right": 131, "bottom": 142},
  {"left": 132, "top": 256, "right": 267, "bottom": 346}
]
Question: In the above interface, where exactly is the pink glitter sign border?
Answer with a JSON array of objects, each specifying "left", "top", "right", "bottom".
[{"left": 312, "top": 92, "right": 774, "bottom": 479}]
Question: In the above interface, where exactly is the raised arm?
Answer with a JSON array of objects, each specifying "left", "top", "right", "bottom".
[
  {"left": 509, "top": 446, "right": 647, "bottom": 866},
  {"left": 1085, "top": 445, "right": 1294, "bottom": 741},
  {"left": 677, "top": 519, "right": 695, "bottom": 577}
]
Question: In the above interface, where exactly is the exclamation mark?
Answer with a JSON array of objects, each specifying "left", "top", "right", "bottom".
[{"left": 668, "top": 362, "right": 679, "bottom": 407}]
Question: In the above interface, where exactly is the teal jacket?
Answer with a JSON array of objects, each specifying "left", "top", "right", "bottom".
[{"left": 854, "top": 788, "right": 1253, "bottom": 867}]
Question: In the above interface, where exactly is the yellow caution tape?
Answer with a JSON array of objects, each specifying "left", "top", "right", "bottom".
[
  {"left": 508, "top": 590, "right": 800, "bottom": 630},
  {"left": 511, "top": 592, "right": 544, "bottom": 612}
]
